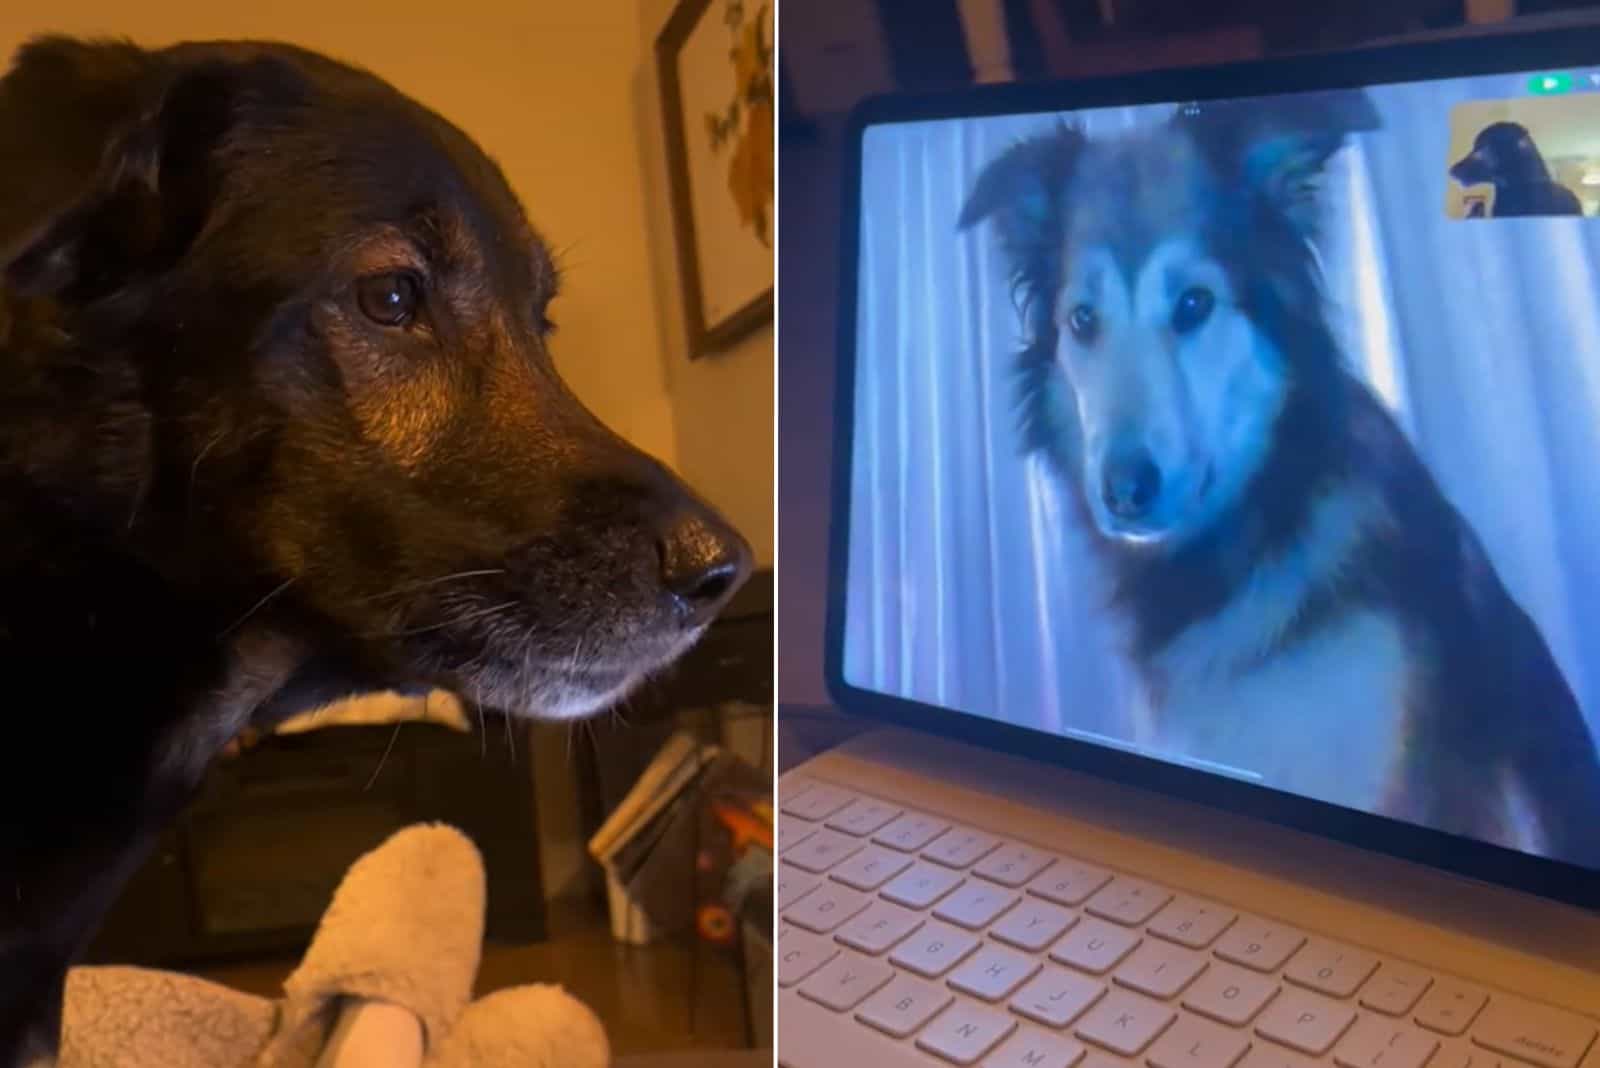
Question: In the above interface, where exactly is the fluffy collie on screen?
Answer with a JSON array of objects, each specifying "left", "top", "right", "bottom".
[{"left": 959, "top": 91, "right": 1600, "bottom": 866}]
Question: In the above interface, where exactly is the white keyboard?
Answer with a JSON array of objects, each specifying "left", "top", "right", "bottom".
[{"left": 776, "top": 775, "right": 1599, "bottom": 1068}]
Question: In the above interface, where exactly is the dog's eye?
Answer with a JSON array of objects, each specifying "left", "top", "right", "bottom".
[
  {"left": 1067, "top": 303, "right": 1099, "bottom": 344},
  {"left": 356, "top": 272, "right": 422, "bottom": 327},
  {"left": 1172, "top": 286, "right": 1215, "bottom": 334}
]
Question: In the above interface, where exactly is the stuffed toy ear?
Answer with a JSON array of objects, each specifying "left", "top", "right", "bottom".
[
  {"left": 0, "top": 37, "right": 299, "bottom": 303},
  {"left": 1176, "top": 90, "right": 1380, "bottom": 235}
]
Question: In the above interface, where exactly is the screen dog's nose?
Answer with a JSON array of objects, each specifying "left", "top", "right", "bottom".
[{"left": 1103, "top": 449, "right": 1161, "bottom": 520}]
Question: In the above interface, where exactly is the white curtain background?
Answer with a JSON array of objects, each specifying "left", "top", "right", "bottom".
[{"left": 842, "top": 77, "right": 1600, "bottom": 753}]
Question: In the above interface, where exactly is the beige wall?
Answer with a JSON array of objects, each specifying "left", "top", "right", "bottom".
[
  {"left": 635, "top": 0, "right": 776, "bottom": 566},
  {"left": 0, "top": 1, "right": 680, "bottom": 465}
]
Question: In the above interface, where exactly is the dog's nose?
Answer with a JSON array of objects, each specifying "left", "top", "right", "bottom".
[
  {"left": 1103, "top": 449, "right": 1161, "bottom": 520},
  {"left": 656, "top": 504, "right": 753, "bottom": 626}
]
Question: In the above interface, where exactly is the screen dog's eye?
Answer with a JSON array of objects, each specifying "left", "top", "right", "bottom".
[
  {"left": 356, "top": 271, "right": 422, "bottom": 327},
  {"left": 1067, "top": 303, "right": 1099, "bottom": 344},
  {"left": 1172, "top": 286, "right": 1215, "bottom": 334}
]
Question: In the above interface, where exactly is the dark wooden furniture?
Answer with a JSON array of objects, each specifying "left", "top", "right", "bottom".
[{"left": 87, "top": 715, "right": 545, "bottom": 968}]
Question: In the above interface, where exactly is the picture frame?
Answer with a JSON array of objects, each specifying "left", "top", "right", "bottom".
[{"left": 657, "top": 0, "right": 775, "bottom": 358}]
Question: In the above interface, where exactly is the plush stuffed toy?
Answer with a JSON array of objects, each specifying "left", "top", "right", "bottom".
[{"left": 56, "top": 825, "right": 610, "bottom": 1068}]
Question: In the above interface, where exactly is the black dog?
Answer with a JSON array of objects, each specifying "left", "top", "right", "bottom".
[
  {"left": 0, "top": 37, "right": 751, "bottom": 1063},
  {"left": 1450, "top": 120, "right": 1583, "bottom": 217}
]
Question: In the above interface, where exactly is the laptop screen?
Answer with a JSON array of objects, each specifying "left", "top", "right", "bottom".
[{"left": 840, "top": 61, "right": 1600, "bottom": 873}]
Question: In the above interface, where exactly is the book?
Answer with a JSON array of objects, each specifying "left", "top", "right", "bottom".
[{"left": 586, "top": 730, "right": 720, "bottom": 867}]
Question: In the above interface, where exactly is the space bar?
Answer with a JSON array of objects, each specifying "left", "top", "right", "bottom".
[{"left": 779, "top": 987, "right": 935, "bottom": 1068}]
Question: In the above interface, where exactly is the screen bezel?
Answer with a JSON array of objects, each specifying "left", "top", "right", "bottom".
[{"left": 824, "top": 26, "right": 1600, "bottom": 913}]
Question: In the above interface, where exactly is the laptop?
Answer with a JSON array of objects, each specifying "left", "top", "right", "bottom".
[{"left": 777, "top": 26, "right": 1600, "bottom": 1068}]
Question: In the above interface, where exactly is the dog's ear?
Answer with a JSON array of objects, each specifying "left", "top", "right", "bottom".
[
  {"left": 958, "top": 123, "right": 1085, "bottom": 249},
  {"left": 1178, "top": 90, "right": 1379, "bottom": 234},
  {"left": 0, "top": 37, "right": 303, "bottom": 303}
]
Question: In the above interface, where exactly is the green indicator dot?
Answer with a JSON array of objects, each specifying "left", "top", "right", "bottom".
[{"left": 1530, "top": 72, "right": 1574, "bottom": 94}]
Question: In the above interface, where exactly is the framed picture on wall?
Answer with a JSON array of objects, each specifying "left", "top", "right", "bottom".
[{"left": 657, "top": 0, "right": 775, "bottom": 358}]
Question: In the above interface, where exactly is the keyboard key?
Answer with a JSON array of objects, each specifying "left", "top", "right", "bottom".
[
  {"left": 1470, "top": 994, "right": 1598, "bottom": 1068},
  {"left": 1255, "top": 986, "right": 1357, "bottom": 1055},
  {"left": 889, "top": 918, "right": 981, "bottom": 978},
  {"left": 1358, "top": 962, "right": 1433, "bottom": 1016},
  {"left": 947, "top": 943, "right": 1041, "bottom": 1001},
  {"left": 1049, "top": 916, "right": 1141, "bottom": 975},
  {"left": 830, "top": 844, "right": 915, "bottom": 890},
  {"left": 797, "top": 948, "right": 894, "bottom": 1011},
  {"left": 1113, "top": 939, "right": 1207, "bottom": 999},
  {"left": 1085, "top": 876, "right": 1172, "bottom": 926},
  {"left": 778, "top": 865, "right": 821, "bottom": 910},
  {"left": 874, "top": 810, "right": 951, "bottom": 852},
  {"left": 787, "top": 987, "right": 954, "bottom": 1066},
  {"left": 934, "top": 881, "right": 1020, "bottom": 930},
  {"left": 1028, "top": 860, "right": 1113, "bottom": 906},
  {"left": 991, "top": 899, "right": 1077, "bottom": 952},
  {"left": 1073, "top": 987, "right": 1176, "bottom": 1056},
  {"left": 882, "top": 861, "right": 965, "bottom": 908},
  {"left": 917, "top": 1001, "right": 1018, "bottom": 1065},
  {"left": 985, "top": 1028, "right": 1086, "bottom": 1068},
  {"left": 1413, "top": 980, "right": 1487, "bottom": 1037},
  {"left": 780, "top": 776, "right": 815, "bottom": 805},
  {"left": 786, "top": 827, "right": 866, "bottom": 873},
  {"left": 856, "top": 972, "right": 953, "bottom": 1038},
  {"left": 785, "top": 883, "right": 871, "bottom": 934},
  {"left": 973, "top": 843, "right": 1056, "bottom": 887},
  {"left": 1333, "top": 1014, "right": 1439, "bottom": 1068},
  {"left": 782, "top": 782, "right": 857, "bottom": 821},
  {"left": 778, "top": 924, "right": 838, "bottom": 987},
  {"left": 1148, "top": 898, "right": 1237, "bottom": 949},
  {"left": 1432, "top": 1040, "right": 1522, "bottom": 1068},
  {"left": 1239, "top": 1044, "right": 1320, "bottom": 1068},
  {"left": 827, "top": 797, "right": 903, "bottom": 836},
  {"left": 1182, "top": 961, "right": 1280, "bottom": 1026},
  {"left": 925, "top": 827, "right": 1003, "bottom": 869},
  {"left": 1283, "top": 939, "right": 1380, "bottom": 998},
  {"left": 1148, "top": 1011, "right": 1252, "bottom": 1068},
  {"left": 1215, "top": 916, "right": 1306, "bottom": 973},
  {"left": 1010, "top": 965, "right": 1106, "bottom": 1028},
  {"left": 779, "top": 814, "right": 817, "bottom": 850},
  {"left": 835, "top": 899, "right": 924, "bottom": 955}
]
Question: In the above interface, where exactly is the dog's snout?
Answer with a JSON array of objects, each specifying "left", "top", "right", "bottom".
[
  {"left": 656, "top": 504, "right": 753, "bottom": 626},
  {"left": 1103, "top": 448, "right": 1161, "bottom": 520}
]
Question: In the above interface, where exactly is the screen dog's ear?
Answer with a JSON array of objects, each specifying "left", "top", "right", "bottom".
[
  {"left": 959, "top": 124, "right": 1087, "bottom": 468},
  {"left": 958, "top": 122, "right": 1085, "bottom": 251},
  {"left": 0, "top": 37, "right": 303, "bottom": 303},
  {"left": 1177, "top": 90, "right": 1379, "bottom": 236}
]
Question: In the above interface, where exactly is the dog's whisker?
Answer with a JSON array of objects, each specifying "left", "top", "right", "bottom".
[
  {"left": 125, "top": 474, "right": 149, "bottom": 531},
  {"left": 187, "top": 432, "right": 225, "bottom": 509},
  {"left": 351, "top": 569, "right": 507, "bottom": 605},
  {"left": 219, "top": 576, "right": 298, "bottom": 637},
  {"left": 371, "top": 599, "right": 518, "bottom": 638},
  {"left": 364, "top": 723, "right": 404, "bottom": 791}
]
